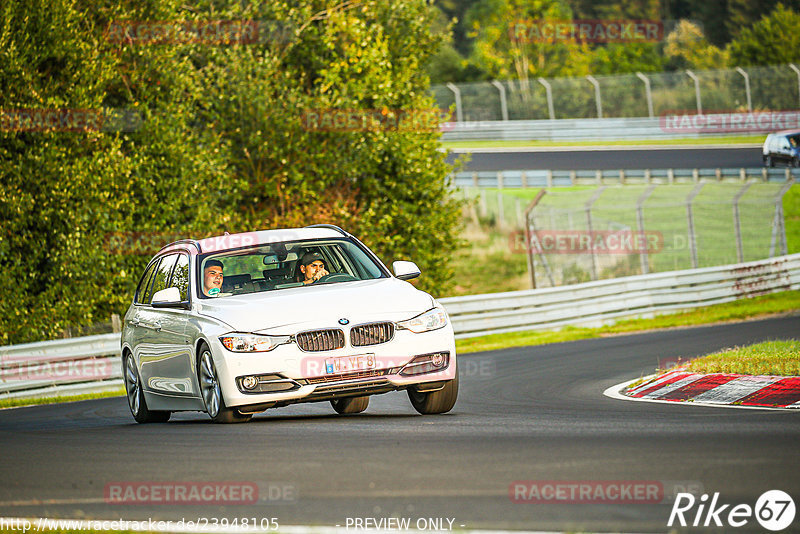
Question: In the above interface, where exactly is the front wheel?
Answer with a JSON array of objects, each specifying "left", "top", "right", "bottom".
[
  {"left": 123, "top": 353, "right": 170, "bottom": 424},
  {"left": 198, "top": 344, "right": 252, "bottom": 423},
  {"left": 331, "top": 396, "right": 369, "bottom": 414},
  {"left": 408, "top": 372, "right": 459, "bottom": 415}
]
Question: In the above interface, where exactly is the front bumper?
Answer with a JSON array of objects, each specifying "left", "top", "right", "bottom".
[{"left": 208, "top": 324, "right": 457, "bottom": 410}]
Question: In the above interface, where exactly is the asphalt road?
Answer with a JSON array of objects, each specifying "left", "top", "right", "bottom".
[
  {"left": 1, "top": 315, "right": 798, "bottom": 532},
  {"left": 447, "top": 146, "right": 764, "bottom": 171}
]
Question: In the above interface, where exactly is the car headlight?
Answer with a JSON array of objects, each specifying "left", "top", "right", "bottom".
[
  {"left": 397, "top": 307, "right": 448, "bottom": 333},
  {"left": 219, "top": 333, "right": 290, "bottom": 352}
]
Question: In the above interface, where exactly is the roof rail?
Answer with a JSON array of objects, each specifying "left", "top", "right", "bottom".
[
  {"left": 305, "top": 224, "right": 348, "bottom": 236},
  {"left": 158, "top": 239, "right": 202, "bottom": 253}
]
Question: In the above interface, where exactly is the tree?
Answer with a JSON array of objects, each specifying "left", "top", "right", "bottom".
[
  {"left": 0, "top": 0, "right": 462, "bottom": 344},
  {"left": 465, "top": 0, "right": 592, "bottom": 81},
  {"left": 727, "top": 3, "right": 800, "bottom": 66},
  {"left": 664, "top": 19, "right": 728, "bottom": 70}
]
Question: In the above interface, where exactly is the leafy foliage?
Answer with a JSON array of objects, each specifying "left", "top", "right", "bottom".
[{"left": 0, "top": 0, "right": 462, "bottom": 344}]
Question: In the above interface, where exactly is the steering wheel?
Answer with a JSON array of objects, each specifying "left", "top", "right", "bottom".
[{"left": 316, "top": 273, "right": 357, "bottom": 284}]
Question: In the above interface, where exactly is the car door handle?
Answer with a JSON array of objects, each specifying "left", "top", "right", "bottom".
[
  {"left": 152, "top": 321, "right": 162, "bottom": 332},
  {"left": 130, "top": 318, "right": 140, "bottom": 327}
]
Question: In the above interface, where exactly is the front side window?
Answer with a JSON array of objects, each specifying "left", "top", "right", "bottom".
[
  {"left": 170, "top": 254, "right": 190, "bottom": 301},
  {"left": 198, "top": 239, "right": 387, "bottom": 298},
  {"left": 147, "top": 254, "right": 178, "bottom": 304},
  {"left": 134, "top": 260, "right": 159, "bottom": 305}
]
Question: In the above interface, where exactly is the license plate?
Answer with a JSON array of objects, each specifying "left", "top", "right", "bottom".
[{"left": 325, "top": 354, "right": 376, "bottom": 374}]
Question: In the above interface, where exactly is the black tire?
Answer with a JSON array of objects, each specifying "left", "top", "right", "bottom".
[
  {"left": 408, "top": 372, "right": 459, "bottom": 415},
  {"left": 123, "top": 352, "right": 170, "bottom": 424},
  {"left": 331, "top": 395, "right": 369, "bottom": 414},
  {"left": 197, "top": 343, "right": 252, "bottom": 424}
]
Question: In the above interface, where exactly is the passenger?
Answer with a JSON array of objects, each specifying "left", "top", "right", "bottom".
[
  {"left": 203, "top": 259, "right": 224, "bottom": 296},
  {"left": 297, "top": 251, "right": 329, "bottom": 285}
]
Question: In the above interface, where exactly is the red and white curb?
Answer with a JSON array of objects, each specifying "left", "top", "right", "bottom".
[{"left": 605, "top": 369, "right": 800, "bottom": 410}]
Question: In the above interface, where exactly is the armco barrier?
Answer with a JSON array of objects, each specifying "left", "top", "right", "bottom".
[
  {"left": 1, "top": 254, "right": 798, "bottom": 399},
  {"left": 440, "top": 253, "right": 800, "bottom": 338},
  {"left": 451, "top": 167, "right": 800, "bottom": 188}
]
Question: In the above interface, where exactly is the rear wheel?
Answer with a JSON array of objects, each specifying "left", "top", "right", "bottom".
[
  {"left": 123, "top": 352, "right": 170, "bottom": 424},
  {"left": 198, "top": 344, "right": 252, "bottom": 423},
  {"left": 408, "top": 372, "right": 459, "bottom": 415},
  {"left": 331, "top": 395, "right": 369, "bottom": 414}
]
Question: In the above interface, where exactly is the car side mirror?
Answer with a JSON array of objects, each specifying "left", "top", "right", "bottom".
[
  {"left": 151, "top": 287, "right": 189, "bottom": 309},
  {"left": 393, "top": 260, "right": 421, "bottom": 281}
]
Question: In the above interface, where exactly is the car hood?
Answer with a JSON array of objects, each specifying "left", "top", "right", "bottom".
[{"left": 195, "top": 278, "right": 435, "bottom": 333}]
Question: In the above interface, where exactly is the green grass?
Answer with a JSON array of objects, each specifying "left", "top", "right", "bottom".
[
  {"left": 0, "top": 388, "right": 125, "bottom": 409},
  {"left": 441, "top": 135, "right": 764, "bottom": 150},
  {"left": 682, "top": 340, "right": 800, "bottom": 376},
  {"left": 455, "top": 290, "right": 800, "bottom": 354}
]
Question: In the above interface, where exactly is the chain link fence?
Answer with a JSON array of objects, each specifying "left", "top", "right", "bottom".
[
  {"left": 516, "top": 182, "right": 793, "bottom": 288},
  {"left": 433, "top": 64, "right": 800, "bottom": 121}
]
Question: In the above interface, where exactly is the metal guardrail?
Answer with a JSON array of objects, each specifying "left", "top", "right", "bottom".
[
  {"left": 451, "top": 167, "right": 800, "bottom": 188},
  {"left": 440, "top": 253, "right": 800, "bottom": 338},
  {"left": 442, "top": 117, "right": 679, "bottom": 141},
  {"left": 0, "top": 333, "right": 121, "bottom": 398},
  {"left": 1, "top": 253, "right": 798, "bottom": 398}
]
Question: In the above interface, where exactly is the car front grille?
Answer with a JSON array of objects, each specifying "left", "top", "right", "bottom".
[
  {"left": 295, "top": 329, "right": 345, "bottom": 352},
  {"left": 350, "top": 322, "right": 394, "bottom": 347},
  {"left": 301, "top": 368, "right": 391, "bottom": 385}
]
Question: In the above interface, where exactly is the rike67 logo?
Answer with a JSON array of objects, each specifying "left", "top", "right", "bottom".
[{"left": 668, "top": 490, "right": 795, "bottom": 531}]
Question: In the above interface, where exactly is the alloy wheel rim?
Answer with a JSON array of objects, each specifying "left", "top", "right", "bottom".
[
  {"left": 125, "top": 356, "right": 140, "bottom": 415},
  {"left": 200, "top": 350, "right": 220, "bottom": 418}
]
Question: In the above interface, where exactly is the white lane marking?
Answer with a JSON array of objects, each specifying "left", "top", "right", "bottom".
[
  {"left": 624, "top": 370, "right": 685, "bottom": 395},
  {"left": 638, "top": 374, "right": 704, "bottom": 399},
  {"left": 604, "top": 376, "right": 799, "bottom": 411},
  {"left": 443, "top": 144, "right": 761, "bottom": 154},
  {"left": 691, "top": 375, "right": 782, "bottom": 404},
  {"left": 0, "top": 517, "right": 563, "bottom": 534}
]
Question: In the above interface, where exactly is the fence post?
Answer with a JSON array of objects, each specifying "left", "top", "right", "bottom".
[
  {"left": 733, "top": 183, "right": 752, "bottom": 263},
  {"left": 789, "top": 64, "right": 800, "bottom": 108},
  {"left": 546, "top": 170, "right": 553, "bottom": 188},
  {"left": 735, "top": 67, "right": 752, "bottom": 112},
  {"left": 524, "top": 189, "right": 549, "bottom": 288},
  {"left": 446, "top": 82, "right": 463, "bottom": 123},
  {"left": 586, "top": 75, "right": 602, "bottom": 118},
  {"left": 637, "top": 185, "right": 657, "bottom": 275},
  {"left": 686, "top": 183, "right": 705, "bottom": 269},
  {"left": 636, "top": 72, "right": 654, "bottom": 118},
  {"left": 769, "top": 179, "right": 794, "bottom": 257},
  {"left": 497, "top": 172, "right": 505, "bottom": 228},
  {"left": 491, "top": 80, "right": 509, "bottom": 121},
  {"left": 111, "top": 314, "right": 121, "bottom": 333},
  {"left": 585, "top": 186, "right": 607, "bottom": 280},
  {"left": 538, "top": 77, "right": 555, "bottom": 120},
  {"left": 686, "top": 70, "right": 702, "bottom": 115}
]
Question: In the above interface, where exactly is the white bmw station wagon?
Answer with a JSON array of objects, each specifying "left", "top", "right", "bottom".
[{"left": 121, "top": 225, "right": 458, "bottom": 423}]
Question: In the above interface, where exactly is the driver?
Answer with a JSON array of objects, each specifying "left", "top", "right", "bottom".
[
  {"left": 298, "top": 251, "right": 329, "bottom": 285},
  {"left": 202, "top": 259, "right": 224, "bottom": 296}
]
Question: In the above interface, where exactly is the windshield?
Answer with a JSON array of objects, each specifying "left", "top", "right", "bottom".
[{"left": 197, "top": 238, "right": 387, "bottom": 298}]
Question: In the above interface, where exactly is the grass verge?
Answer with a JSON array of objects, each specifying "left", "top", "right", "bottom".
[
  {"left": 682, "top": 339, "right": 799, "bottom": 376},
  {"left": 441, "top": 135, "right": 764, "bottom": 150},
  {"left": 455, "top": 290, "right": 800, "bottom": 355},
  {"left": 0, "top": 387, "right": 125, "bottom": 410}
]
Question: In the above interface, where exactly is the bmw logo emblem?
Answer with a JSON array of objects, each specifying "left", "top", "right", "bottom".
[{"left": 338, "top": 318, "right": 349, "bottom": 325}]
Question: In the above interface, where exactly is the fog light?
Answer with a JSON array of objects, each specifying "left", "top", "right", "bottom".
[
  {"left": 431, "top": 353, "right": 446, "bottom": 368},
  {"left": 241, "top": 376, "right": 258, "bottom": 390}
]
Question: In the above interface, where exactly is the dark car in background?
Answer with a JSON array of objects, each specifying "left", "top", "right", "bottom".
[{"left": 762, "top": 130, "right": 800, "bottom": 167}]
